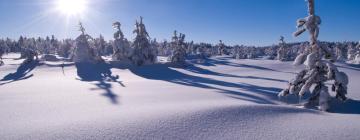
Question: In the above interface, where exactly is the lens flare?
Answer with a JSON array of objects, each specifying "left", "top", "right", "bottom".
[{"left": 56, "top": 0, "right": 88, "bottom": 16}]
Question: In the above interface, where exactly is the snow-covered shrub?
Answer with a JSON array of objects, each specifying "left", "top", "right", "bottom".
[
  {"left": 130, "top": 17, "right": 157, "bottom": 66},
  {"left": 278, "top": 0, "right": 348, "bottom": 111}
]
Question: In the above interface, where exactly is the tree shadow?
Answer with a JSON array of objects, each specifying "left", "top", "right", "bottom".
[
  {"left": 75, "top": 62, "right": 123, "bottom": 104},
  {"left": 190, "top": 57, "right": 296, "bottom": 74},
  {"left": 328, "top": 98, "right": 360, "bottom": 114},
  {"left": 278, "top": 93, "right": 360, "bottom": 115},
  {"left": 336, "top": 63, "right": 360, "bottom": 71},
  {"left": 128, "top": 63, "right": 360, "bottom": 114},
  {"left": 0, "top": 60, "right": 40, "bottom": 86},
  {"left": 129, "top": 64, "right": 282, "bottom": 105},
  {"left": 184, "top": 64, "right": 288, "bottom": 83}
]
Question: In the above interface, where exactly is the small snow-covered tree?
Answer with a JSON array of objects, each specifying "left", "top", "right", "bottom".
[
  {"left": 264, "top": 45, "right": 278, "bottom": 60},
  {"left": 334, "top": 43, "right": 347, "bottom": 62},
  {"left": 352, "top": 42, "right": 360, "bottom": 64},
  {"left": 0, "top": 40, "right": 8, "bottom": 65},
  {"left": 217, "top": 40, "right": 227, "bottom": 55},
  {"left": 58, "top": 39, "right": 73, "bottom": 58},
  {"left": 169, "top": 31, "right": 187, "bottom": 65},
  {"left": 187, "top": 41, "right": 195, "bottom": 55},
  {"left": 347, "top": 43, "right": 357, "bottom": 62},
  {"left": 279, "top": 0, "right": 349, "bottom": 111},
  {"left": 194, "top": 43, "right": 209, "bottom": 59},
  {"left": 112, "top": 21, "right": 131, "bottom": 61},
  {"left": 276, "top": 36, "right": 291, "bottom": 61},
  {"left": 130, "top": 17, "right": 157, "bottom": 66}
]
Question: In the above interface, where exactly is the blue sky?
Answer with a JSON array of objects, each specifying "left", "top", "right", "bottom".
[{"left": 0, "top": 0, "right": 359, "bottom": 46}]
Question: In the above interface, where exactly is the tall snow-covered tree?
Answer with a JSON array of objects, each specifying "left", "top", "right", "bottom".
[
  {"left": 279, "top": 0, "right": 349, "bottom": 111},
  {"left": 130, "top": 17, "right": 157, "bottom": 66},
  {"left": 72, "top": 22, "right": 102, "bottom": 63}
]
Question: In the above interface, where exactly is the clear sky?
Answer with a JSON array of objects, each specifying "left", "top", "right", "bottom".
[{"left": 0, "top": 0, "right": 359, "bottom": 46}]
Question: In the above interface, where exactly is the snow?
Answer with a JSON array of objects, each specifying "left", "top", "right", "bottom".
[{"left": 1, "top": 53, "right": 360, "bottom": 140}]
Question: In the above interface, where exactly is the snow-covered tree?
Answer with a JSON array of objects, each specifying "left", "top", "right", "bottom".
[
  {"left": 352, "top": 42, "right": 360, "bottom": 64},
  {"left": 112, "top": 21, "right": 131, "bottom": 61},
  {"left": 279, "top": 0, "right": 348, "bottom": 111},
  {"left": 347, "top": 44, "right": 356, "bottom": 61},
  {"left": 264, "top": 45, "right": 278, "bottom": 60},
  {"left": 276, "top": 36, "right": 291, "bottom": 61},
  {"left": 72, "top": 22, "right": 102, "bottom": 63},
  {"left": 334, "top": 43, "right": 347, "bottom": 62},
  {"left": 0, "top": 40, "right": 8, "bottom": 65},
  {"left": 187, "top": 41, "right": 195, "bottom": 55},
  {"left": 217, "top": 40, "right": 227, "bottom": 55},
  {"left": 130, "top": 17, "right": 157, "bottom": 66},
  {"left": 169, "top": 30, "right": 187, "bottom": 65},
  {"left": 57, "top": 39, "right": 73, "bottom": 58}
]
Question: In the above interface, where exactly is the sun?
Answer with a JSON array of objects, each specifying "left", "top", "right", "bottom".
[{"left": 56, "top": 0, "right": 88, "bottom": 16}]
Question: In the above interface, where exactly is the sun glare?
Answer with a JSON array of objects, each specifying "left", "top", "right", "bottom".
[{"left": 56, "top": 0, "right": 88, "bottom": 16}]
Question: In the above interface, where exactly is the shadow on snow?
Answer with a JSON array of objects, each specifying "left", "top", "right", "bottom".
[
  {"left": 127, "top": 61, "right": 360, "bottom": 115},
  {"left": 0, "top": 61, "right": 40, "bottom": 86},
  {"left": 128, "top": 63, "right": 282, "bottom": 105},
  {"left": 75, "top": 62, "right": 124, "bottom": 104}
]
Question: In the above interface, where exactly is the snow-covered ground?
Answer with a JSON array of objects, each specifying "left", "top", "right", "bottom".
[{"left": 1, "top": 53, "right": 360, "bottom": 140}]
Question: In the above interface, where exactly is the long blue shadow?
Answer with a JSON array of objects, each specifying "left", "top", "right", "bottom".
[
  {"left": 129, "top": 64, "right": 282, "bottom": 104},
  {"left": 75, "top": 62, "right": 122, "bottom": 104}
]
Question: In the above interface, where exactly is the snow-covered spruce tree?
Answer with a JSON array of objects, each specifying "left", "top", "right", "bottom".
[
  {"left": 187, "top": 41, "right": 195, "bottom": 55},
  {"left": 194, "top": 43, "right": 209, "bottom": 59},
  {"left": 264, "top": 45, "right": 278, "bottom": 60},
  {"left": 334, "top": 43, "right": 347, "bottom": 62},
  {"left": 112, "top": 21, "right": 131, "bottom": 61},
  {"left": 276, "top": 36, "right": 291, "bottom": 61},
  {"left": 232, "top": 45, "right": 240, "bottom": 59},
  {"left": 279, "top": 0, "right": 348, "bottom": 111},
  {"left": 217, "top": 40, "right": 227, "bottom": 55},
  {"left": 50, "top": 35, "right": 59, "bottom": 54},
  {"left": 21, "top": 47, "right": 39, "bottom": 64},
  {"left": 130, "top": 17, "right": 156, "bottom": 66},
  {"left": 72, "top": 22, "right": 102, "bottom": 63},
  {"left": 169, "top": 30, "right": 187, "bottom": 65},
  {"left": 95, "top": 34, "right": 107, "bottom": 56},
  {"left": 352, "top": 41, "right": 360, "bottom": 64},
  {"left": 157, "top": 40, "right": 169, "bottom": 56},
  {"left": 0, "top": 40, "right": 7, "bottom": 65},
  {"left": 347, "top": 43, "right": 356, "bottom": 61},
  {"left": 57, "top": 39, "right": 73, "bottom": 58}
]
